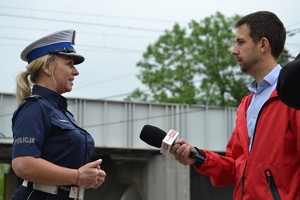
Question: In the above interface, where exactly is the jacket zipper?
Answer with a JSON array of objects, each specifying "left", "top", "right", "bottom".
[
  {"left": 265, "top": 170, "right": 281, "bottom": 200},
  {"left": 242, "top": 94, "right": 278, "bottom": 198},
  {"left": 241, "top": 162, "right": 247, "bottom": 199},
  {"left": 241, "top": 96, "right": 264, "bottom": 199}
]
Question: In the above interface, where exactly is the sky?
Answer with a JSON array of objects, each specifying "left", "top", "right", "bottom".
[{"left": 0, "top": 0, "right": 300, "bottom": 100}]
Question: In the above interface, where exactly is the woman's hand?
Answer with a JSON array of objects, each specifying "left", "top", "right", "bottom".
[{"left": 76, "top": 159, "right": 106, "bottom": 188}]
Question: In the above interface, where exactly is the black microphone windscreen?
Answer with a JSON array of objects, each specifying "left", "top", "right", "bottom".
[{"left": 139, "top": 124, "right": 166, "bottom": 148}]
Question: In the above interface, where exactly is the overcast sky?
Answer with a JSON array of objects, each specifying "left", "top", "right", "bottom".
[{"left": 1, "top": 0, "right": 299, "bottom": 100}]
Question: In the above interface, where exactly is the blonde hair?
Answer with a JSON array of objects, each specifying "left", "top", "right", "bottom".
[{"left": 15, "top": 54, "right": 56, "bottom": 104}]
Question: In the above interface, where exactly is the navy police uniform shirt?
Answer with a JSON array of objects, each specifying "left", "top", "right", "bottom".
[{"left": 12, "top": 85, "right": 95, "bottom": 169}]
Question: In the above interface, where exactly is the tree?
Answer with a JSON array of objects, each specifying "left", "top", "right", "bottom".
[
  {"left": 187, "top": 12, "right": 250, "bottom": 106},
  {"left": 125, "top": 12, "right": 289, "bottom": 107},
  {"left": 128, "top": 23, "right": 199, "bottom": 104}
]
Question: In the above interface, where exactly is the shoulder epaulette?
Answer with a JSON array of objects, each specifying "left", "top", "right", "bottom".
[{"left": 12, "top": 95, "right": 42, "bottom": 121}]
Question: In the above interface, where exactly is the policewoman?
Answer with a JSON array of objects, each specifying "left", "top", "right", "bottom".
[{"left": 11, "top": 30, "right": 106, "bottom": 200}]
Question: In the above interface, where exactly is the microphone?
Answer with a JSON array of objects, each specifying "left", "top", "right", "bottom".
[{"left": 139, "top": 124, "right": 205, "bottom": 163}]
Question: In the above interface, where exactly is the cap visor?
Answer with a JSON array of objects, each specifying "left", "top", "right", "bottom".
[{"left": 57, "top": 52, "right": 85, "bottom": 65}]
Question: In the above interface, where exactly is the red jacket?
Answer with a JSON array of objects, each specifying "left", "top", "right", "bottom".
[{"left": 195, "top": 90, "right": 300, "bottom": 200}]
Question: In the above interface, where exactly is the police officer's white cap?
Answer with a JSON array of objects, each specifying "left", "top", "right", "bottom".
[{"left": 20, "top": 29, "right": 84, "bottom": 65}]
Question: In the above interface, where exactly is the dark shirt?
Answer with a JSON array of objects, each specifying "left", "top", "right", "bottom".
[{"left": 12, "top": 85, "right": 95, "bottom": 169}]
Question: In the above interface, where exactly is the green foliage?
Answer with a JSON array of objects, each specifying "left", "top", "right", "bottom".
[
  {"left": 126, "top": 12, "right": 290, "bottom": 107},
  {"left": 0, "top": 164, "right": 10, "bottom": 200},
  {"left": 133, "top": 23, "right": 199, "bottom": 104},
  {"left": 279, "top": 49, "right": 291, "bottom": 66},
  {"left": 0, "top": 175, "right": 3, "bottom": 200},
  {"left": 187, "top": 12, "right": 250, "bottom": 106}
]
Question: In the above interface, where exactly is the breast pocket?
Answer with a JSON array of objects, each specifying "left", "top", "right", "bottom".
[
  {"left": 44, "top": 118, "right": 77, "bottom": 152},
  {"left": 52, "top": 117, "right": 77, "bottom": 133},
  {"left": 52, "top": 118, "right": 75, "bottom": 130}
]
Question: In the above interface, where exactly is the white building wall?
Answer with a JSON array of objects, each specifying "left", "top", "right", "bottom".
[
  {"left": 147, "top": 155, "right": 190, "bottom": 200},
  {"left": 0, "top": 93, "right": 236, "bottom": 151}
]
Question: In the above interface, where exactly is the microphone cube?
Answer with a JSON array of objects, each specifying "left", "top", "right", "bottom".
[{"left": 160, "top": 130, "right": 179, "bottom": 155}]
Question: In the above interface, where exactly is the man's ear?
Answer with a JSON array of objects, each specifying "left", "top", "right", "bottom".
[{"left": 260, "top": 37, "right": 270, "bottom": 52}]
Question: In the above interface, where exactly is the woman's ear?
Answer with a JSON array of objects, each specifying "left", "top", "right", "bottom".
[{"left": 42, "top": 63, "right": 52, "bottom": 76}]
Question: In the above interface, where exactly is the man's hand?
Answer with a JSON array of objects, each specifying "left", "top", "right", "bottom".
[{"left": 170, "top": 138, "right": 196, "bottom": 165}]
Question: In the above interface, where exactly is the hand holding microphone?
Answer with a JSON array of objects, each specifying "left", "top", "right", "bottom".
[
  {"left": 139, "top": 125, "right": 205, "bottom": 167},
  {"left": 170, "top": 138, "right": 198, "bottom": 165}
]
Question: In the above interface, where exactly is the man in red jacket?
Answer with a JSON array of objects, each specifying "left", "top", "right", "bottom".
[{"left": 170, "top": 11, "right": 300, "bottom": 200}]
